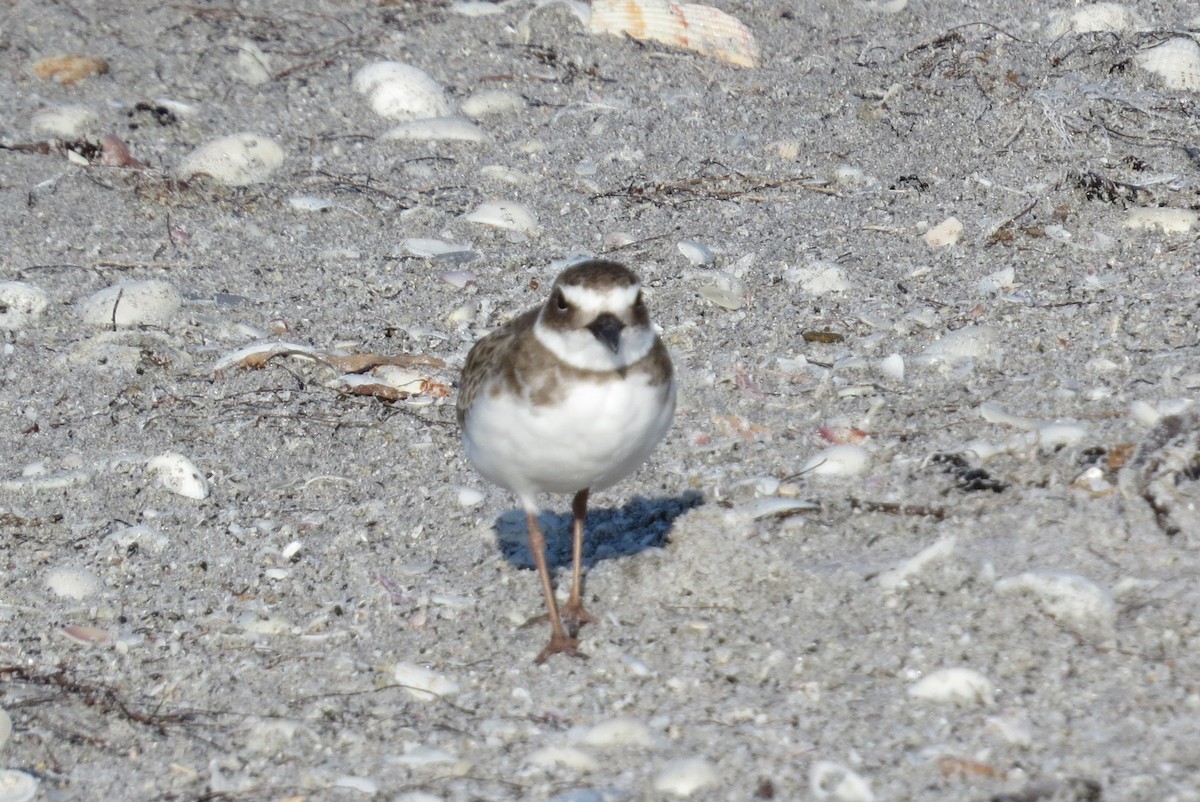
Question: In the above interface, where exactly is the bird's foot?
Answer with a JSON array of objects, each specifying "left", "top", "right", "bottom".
[
  {"left": 522, "top": 603, "right": 598, "bottom": 637},
  {"left": 534, "top": 633, "right": 587, "bottom": 664},
  {"left": 561, "top": 601, "right": 598, "bottom": 636}
]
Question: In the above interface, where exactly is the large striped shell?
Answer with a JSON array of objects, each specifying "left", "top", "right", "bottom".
[
  {"left": 588, "top": 0, "right": 760, "bottom": 68},
  {"left": 1135, "top": 37, "right": 1200, "bottom": 92}
]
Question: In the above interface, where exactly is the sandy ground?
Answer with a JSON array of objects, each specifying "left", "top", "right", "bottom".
[{"left": 2, "top": 0, "right": 1200, "bottom": 800}]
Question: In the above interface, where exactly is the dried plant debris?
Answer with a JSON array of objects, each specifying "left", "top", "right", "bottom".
[
  {"left": 1119, "top": 408, "right": 1200, "bottom": 537},
  {"left": 930, "top": 453, "right": 1009, "bottom": 493},
  {"left": 213, "top": 341, "right": 452, "bottom": 402},
  {"left": 1070, "top": 170, "right": 1153, "bottom": 207},
  {"left": 992, "top": 777, "right": 1103, "bottom": 802}
]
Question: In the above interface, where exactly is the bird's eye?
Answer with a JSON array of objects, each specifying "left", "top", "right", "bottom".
[{"left": 554, "top": 291, "right": 569, "bottom": 312}]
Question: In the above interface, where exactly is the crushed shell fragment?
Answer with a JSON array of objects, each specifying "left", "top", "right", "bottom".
[
  {"left": 908, "top": 667, "right": 995, "bottom": 706},
  {"left": 923, "top": 216, "right": 963, "bottom": 247},
  {"left": 0, "top": 281, "right": 49, "bottom": 331},
  {"left": 393, "top": 662, "right": 461, "bottom": 700},
  {"left": 0, "top": 770, "right": 38, "bottom": 802},
  {"left": 463, "top": 201, "right": 539, "bottom": 234},
  {"left": 31, "top": 105, "right": 98, "bottom": 138},
  {"left": 147, "top": 452, "right": 210, "bottom": 500},
  {"left": 589, "top": 0, "right": 761, "bottom": 68},
  {"left": 45, "top": 566, "right": 103, "bottom": 600},
  {"left": 1135, "top": 37, "right": 1200, "bottom": 92},
  {"left": 381, "top": 116, "right": 489, "bottom": 143},
  {"left": 652, "top": 756, "right": 720, "bottom": 796},
  {"left": 995, "top": 571, "right": 1115, "bottom": 632},
  {"left": 353, "top": 61, "right": 453, "bottom": 120},
  {"left": 79, "top": 280, "right": 182, "bottom": 328},
  {"left": 801, "top": 444, "right": 870, "bottom": 477},
  {"left": 810, "top": 761, "right": 876, "bottom": 802},
  {"left": 176, "top": 133, "right": 284, "bottom": 186},
  {"left": 32, "top": 55, "right": 109, "bottom": 85},
  {"left": 1124, "top": 207, "right": 1198, "bottom": 234}
]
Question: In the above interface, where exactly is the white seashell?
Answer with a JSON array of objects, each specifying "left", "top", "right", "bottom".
[
  {"left": 389, "top": 745, "right": 461, "bottom": 767},
  {"left": 527, "top": 746, "right": 600, "bottom": 771},
  {"left": 0, "top": 708, "right": 10, "bottom": 751},
  {"left": 31, "top": 105, "right": 98, "bottom": 138},
  {"left": 810, "top": 761, "right": 875, "bottom": 802},
  {"left": 45, "top": 566, "right": 102, "bottom": 600},
  {"left": 1135, "top": 37, "right": 1200, "bottom": 91},
  {"left": 0, "top": 770, "right": 38, "bottom": 802},
  {"left": 878, "top": 353, "right": 905, "bottom": 381},
  {"left": 878, "top": 536, "right": 957, "bottom": 591},
  {"left": 696, "top": 285, "right": 742, "bottom": 310},
  {"left": 677, "top": 240, "right": 715, "bottom": 266},
  {"left": 1124, "top": 207, "right": 1198, "bottom": 234},
  {"left": 460, "top": 89, "right": 526, "bottom": 118},
  {"left": 147, "top": 452, "right": 210, "bottom": 500},
  {"left": 919, "top": 325, "right": 999, "bottom": 363},
  {"left": 1047, "top": 3, "right": 1133, "bottom": 37},
  {"left": 0, "top": 281, "right": 49, "bottom": 331},
  {"left": 785, "top": 261, "right": 853, "bottom": 294},
  {"left": 403, "top": 238, "right": 473, "bottom": 257},
  {"left": 440, "top": 269, "right": 478, "bottom": 288},
  {"left": 834, "top": 165, "right": 877, "bottom": 187},
  {"left": 995, "top": 571, "right": 1115, "bottom": 632},
  {"left": 79, "top": 279, "right": 182, "bottom": 329},
  {"left": 332, "top": 776, "right": 379, "bottom": 794},
  {"left": 288, "top": 196, "right": 336, "bottom": 212},
  {"left": 801, "top": 444, "right": 871, "bottom": 477},
  {"left": 393, "top": 662, "right": 460, "bottom": 701},
  {"left": 154, "top": 97, "right": 199, "bottom": 118},
  {"left": 652, "top": 757, "right": 720, "bottom": 796},
  {"left": 176, "top": 132, "right": 284, "bottom": 186},
  {"left": 381, "top": 116, "right": 489, "bottom": 143},
  {"left": 922, "top": 216, "right": 963, "bottom": 247},
  {"left": 353, "top": 61, "right": 453, "bottom": 121},
  {"left": 456, "top": 486, "right": 485, "bottom": 507},
  {"left": 908, "top": 667, "right": 995, "bottom": 706},
  {"left": 451, "top": 0, "right": 508, "bottom": 15},
  {"left": 986, "top": 709, "right": 1034, "bottom": 747},
  {"left": 238, "top": 613, "right": 292, "bottom": 634},
  {"left": 589, "top": 0, "right": 761, "bottom": 68},
  {"left": 231, "top": 39, "right": 272, "bottom": 85},
  {"left": 480, "top": 164, "right": 536, "bottom": 185},
  {"left": 979, "top": 266, "right": 1017, "bottom": 292},
  {"left": 579, "top": 716, "right": 659, "bottom": 748},
  {"left": 463, "top": 200, "right": 540, "bottom": 234},
  {"left": 861, "top": 0, "right": 906, "bottom": 12},
  {"left": 734, "top": 498, "right": 819, "bottom": 520}
]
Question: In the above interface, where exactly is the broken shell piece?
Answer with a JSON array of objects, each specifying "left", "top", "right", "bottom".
[
  {"left": 801, "top": 444, "right": 870, "bottom": 477},
  {"left": 0, "top": 769, "right": 38, "bottom": 802},
  {"left": 147, "top": 452, "right": 210, "bottom": 500},
  {"left": 878, "top": 353, "right": 905, "bottom": 381},
  {"left": 353, "top": 61, "right": 453, "bottom": 121},
  {"left": 908, "top": 667, "right": 995, "bottom": 706},
  {"left": 31, "top": 105, "right": 98, "bottom": 138},
  {"left": 32, "top": 55, "right": 109, "bottom": 85},
  {"left": 652, "top": 756, "right": 720, "bottom": 796},
  {"left": 460, "top": 89, "right": 526, "bottom": 118},
  {"left": 392, "top": 662, "right": 460, "bottom": 701},
  {"left": 878, "top": 536, "right": 957, "bottom": 591},
  {"left": 696, "top": 285, "right": 742, "bottom": 310},
  {"left": 176, "top": 132, "right": 284, "bottom": 186},
  {"left": 580, "top": 716, "right": 659, "bottom": 748},
  {"left": 1047, "top": 3, "right": 1134, "bottom": 37},
  {"left": 995, "top": 571, "right": 1115, "bottom": 633},
  {"left": 0, "top": 281, "right": 49, "bottom": 331},
  {"left": 589, "top": 0, "right": 761, "bottom": 68},
  {"left": 231, "top": 40, "right": 271, "bottom": 85},
  {"left": 45, "top": 566, "right": 102, "bottom": 600},
  {"left": 919, "top": 325, "right": 999, "bottom": 365},
  {"left": 677, "top": 240, "right": 715, "bottom": 266},
  {"left": 785, "top": 261, "right": 853, "bottom": 294},
  {"left": 1135, "top": 37, "right": 1200, "bottom": 92},
  {"left": 810, "top": 761, "right": 875, "bottom": 802},
  {"left": 463, "top": 200, "right": 540, "bottom": 234},
  {"left": 79, "top": 279, "right": 182, "bottom": 328},
  {"left": 381, "top": 116, "right": 489, "bottom": 143},
  {"left": 923, "top": 216, "right": 963, "bottom": 247},
  {"left": 1124, "top": 207, "right": 1198, "bottom": 234}
]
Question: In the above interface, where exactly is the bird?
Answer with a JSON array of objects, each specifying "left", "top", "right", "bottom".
[{"left": 457, "top": 259, "right": 676, "bottom": 663}]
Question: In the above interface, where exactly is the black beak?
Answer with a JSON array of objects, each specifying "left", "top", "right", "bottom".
[{"left": 587, "top": 313, "right": 624, "bottom": 353}]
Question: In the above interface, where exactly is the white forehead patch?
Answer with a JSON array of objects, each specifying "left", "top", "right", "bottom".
[{"left": 559, "top": 282, "right": 640, "bottom": 316}]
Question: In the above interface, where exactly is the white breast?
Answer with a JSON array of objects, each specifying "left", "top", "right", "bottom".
[{"left": 463, "top": 372, "right": 676, "bottom": 511}]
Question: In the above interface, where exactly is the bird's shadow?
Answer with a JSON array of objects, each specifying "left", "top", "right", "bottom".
[{"left": 494, "top": 490, "right": 704, "bottom": 570}]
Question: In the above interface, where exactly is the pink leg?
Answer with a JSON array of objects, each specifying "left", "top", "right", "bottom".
[
  {"left": 562, "top": 489, "right": 598, "bottom": 635},
  {"left": 525, "top": 511, "right": 585, "bottom": 664}
]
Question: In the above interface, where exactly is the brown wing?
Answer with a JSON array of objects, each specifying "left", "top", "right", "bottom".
[{"left": 456, "top": 308, "right": 539, "bottom": 428}]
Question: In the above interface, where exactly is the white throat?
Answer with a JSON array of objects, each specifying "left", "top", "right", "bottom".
[{"left": 535, "top": 317, "right": 656, "bottom": 371}]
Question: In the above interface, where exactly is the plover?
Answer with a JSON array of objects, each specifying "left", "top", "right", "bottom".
[{"left": 458, "top": 259, "right": 676, "bottom": 663}]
